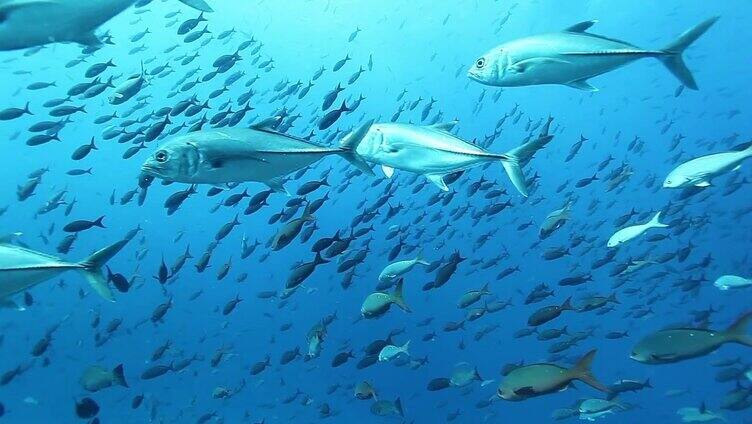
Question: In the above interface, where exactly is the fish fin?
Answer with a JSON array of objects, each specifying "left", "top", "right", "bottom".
[
  {"left": 562, "top": 49, "right": 664, "bottom": 57},
  {"left": 732, "top": 165, "right": 742, "bottom": 172},
  {"left": 564, "top": 20, "right": 598, "bottom": 33},
  {"left": 514, "top": 386, "right": 537, "bottom": 396},
  {"left": 426, "top": 174, "right": 449, "bottom": 191},
  {"left": 394, "top": 397, "right": 404, "bottom": 417},
  {"left": 72, "top": 31, "right": 102, "bottom": 48},
  {"left": 77, "top": 237, "right": 132, "bottom": 302},
  {"left": 695, "top": 181, "right": 711, "bottom": 187},
  {"left": 499, "top": 150, "right": 528, "bottom": 196},
  {"left": 177, "top": 0, "right": 213, "bottom": 12},
  {"left": 427, "top": 120, "right": 458, "bottom": 133},
  {"left": 338, "top": 120, "right": 375, "bottom": 176},
  {"left": 571, "top": 349, "right": 610, "bottom": 394},
  {"left": 509, "top": 57, "right": 570, "bottom": 74},
  {"left": 264, "top": 177, "right": 289, "bottom": 195},
  {"left": 391, "top": 279, "right": 411, "bottom": 313},
  {"left": 381, "top": 165, "right": 394, "bottom": 178},
  {"left": 725, "top": 311, "right": 752, "bottom": 346},
  {"left": 113, "top": 364, "right": 128, "bottom": 388},
  {"left": 565, "top": 79, "right": 599, "bottom": 92},
  {"left": 659, "top": 17, "right": 719, "bottom": 90},
  {"left": 648, "top": 211, "right": 669, "bottom": 228}
]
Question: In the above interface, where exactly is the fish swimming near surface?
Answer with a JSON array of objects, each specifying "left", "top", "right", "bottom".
[
  {"left": 468, "top": 17, "right": 719, "bottom": 91},
  {"left": 341, "top": 120, "right": 529, "bottom": 196},
  {"left": 0, "top": 0, "right": 213, "bottom": 51},
  {"left": 141, "top": 122, "right": 374, "bottom": 193},
  {"left": 0, "top": 233, "right": 131, "bottom": 307}
]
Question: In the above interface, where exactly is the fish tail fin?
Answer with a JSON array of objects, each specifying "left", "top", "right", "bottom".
[
  {"left": 113, "top": 363, "right": 128, "bottom": 388},
  {"left": 571, "top": 349, "right": 610, "bottom": 394},
  {"left": 394, "top": 397, "right": 404, "bottom": 417},
  {"left": 338, "top": 120, "right": 375, "bottom": 176},
  {"left": 499, "top": 150, "right": 528, "bottom": 197},
  {"left": 415, "top": 249, "right": 430, "bottom": 266},
  {"left": 177, "top": 0, "right": 213, "bottom": 12},
  {"left": 649, "top": 211, "right": 669, "bottom": 228},
  {"left": 725, "top": 311, "right": 752, "bottom": 346},
  {"left": 659, "top": 17, "right": 719, "bottom": 90},
  {"left": 77, "top": 237, "right": 132, "bottom": 302},
  {"left": 392, "top": 279, "right": 411, "bottom": 313},
  {"left": 401, "top": 340, "right": 410, "bottom": 355}
]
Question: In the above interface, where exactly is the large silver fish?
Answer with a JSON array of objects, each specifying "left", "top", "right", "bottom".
[
  {"left": 468, "top": 17, "right": 718, "bottom": 91},
  {"left": 0, "top": 233, "right": 131, "bottom": 308},
  {"left": 0, "top": 0, "right": 212, "bottom": 51},
  {"left": 140, "top": 123, "right": 373, "bottom": 193},
  {"left": 341, "top": 120, "right": 529, "bottom": 196}
]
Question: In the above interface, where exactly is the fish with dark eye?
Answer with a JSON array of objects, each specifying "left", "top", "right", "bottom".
[{"left": 631, "top": 311, "right": 752, "bottom": 364}]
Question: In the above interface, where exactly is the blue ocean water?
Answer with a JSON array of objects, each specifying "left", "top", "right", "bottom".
[{"left": 1, "top": 0, "right": 751, "bottom": 423}]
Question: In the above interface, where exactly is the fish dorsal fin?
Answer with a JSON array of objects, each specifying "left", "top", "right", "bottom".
[
  {"left": 565, "top": 20, "right": 598, "bottom": 33},
  {"left": 265, "top": 177, "right": 289, "bottom": 195},
  {"left": 427, "top": 121, "right": 458, "bottom": 133}
]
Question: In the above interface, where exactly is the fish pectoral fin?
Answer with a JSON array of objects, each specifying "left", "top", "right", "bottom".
[
  {"left": 564, "top": 20, "right": 598, "bottom": 33},
  {"left": 565, "top": 79, "right": 599, "bottom": 92},
  {"left": 381, "top": 165, "right": 395, "bottom": 178},
  {"left": 694, "top": 180, "right": 711, "bottom": 187},
  {"left": 265, "top": 177, "right": 289, "bottom": 195},
  {"left": 732, "top": 165, "right": 742, "bottom": 172},
  {"left": 513, "top": 386, "right": 537, "bottom": 396},
  {"left": 71, "top": 31, "right": 102, "bottom": 47},
  {"left": 426, "top": 120, "right": 459, "bottom": 133},
  {"left": 509, "top": 57, "right": 570, "bottom": 74},
  {"left": 426, "top": 174, "right": 449, "bottom": 191},
  {"left": 651, "top": 353, "right": 677, "bottom": 361}
]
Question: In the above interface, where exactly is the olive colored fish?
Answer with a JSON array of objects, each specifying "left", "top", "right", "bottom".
[
  {"left": 631, "top": 311, "right": 752, "bottom": 364},
  {"left": 498, "top": 349, "right": 609, "bottom": 401}
]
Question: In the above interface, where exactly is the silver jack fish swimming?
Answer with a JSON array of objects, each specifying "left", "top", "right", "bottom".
[
  {"left": 141, "top": 123, "right": 374, "bottom": 193},
  {"left": 468, "top": 17, "right": 719, "bottom": 91},
  {"left": 341, "top": 120, "right": 528, "bottom": 196},
  {"left": 0, "top": 0, "right": 212, "bottom": 51},
  {"left": 0, "top": 233, "right": 131, "bottom": 309}
]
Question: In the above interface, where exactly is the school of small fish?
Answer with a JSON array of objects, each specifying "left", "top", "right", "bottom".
[{"left": 0, "top": 1, "right": 750, "bottom": 423}]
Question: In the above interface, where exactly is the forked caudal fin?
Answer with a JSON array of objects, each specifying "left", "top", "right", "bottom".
[
  {"left": 570, "top": 349, "right": 610, "bottom": 394},
  {"left": 724, "top": 311, "right": 752, "bottom": 347},
  {"left": 659, "top": 17, "right": 719, "bottom": 90},
  {"left": 77, "top": 237, "right": 132, "bottom": 302},
  {"left": 648, "top": 211, "right": 669, "bottom": 228},
  {"left": 500, "top": 151, "right": 528, "bottom": 197},
  {"left": 339, "top": 120, "right": 376, "bottom": 176}
]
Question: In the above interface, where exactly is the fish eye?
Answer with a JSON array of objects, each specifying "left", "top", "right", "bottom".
[
  {"left": 475, "top": 58, "right": 486, "bottom": 69},
  {"left": 155, "top": 150, "right": 168, "bottom": 163}
]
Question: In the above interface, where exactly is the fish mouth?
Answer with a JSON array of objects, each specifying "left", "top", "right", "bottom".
[{"left": 140, "top": 164, "right": 164, "bottom": 178}]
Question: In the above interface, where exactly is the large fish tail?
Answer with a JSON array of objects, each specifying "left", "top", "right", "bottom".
[
  {"left": 391, "top": 279, "right": 411, "bottom": 313},
  {"left": 113, "top": 364, "right": 129, "bottom": 388},
  {"left": 725, "top": 311, "right": 752, "bottom": 347},
  {"left": 659, "top": 17, "right": 719, "bottom": 90},
  {"left": 77, "top": 237, "right": 132, "bottom": 302},
  {"left": 570, "top": 349, "right": 610, "bottom": 394},
  {"left": 339, "top": 120, "right": 376, "bottom": 176},
  {"left": 177, "top": 0, "right": 214, "bottom": 12},
  {"left": 500, "top": 150, "right": 528, "bottom": 197}
]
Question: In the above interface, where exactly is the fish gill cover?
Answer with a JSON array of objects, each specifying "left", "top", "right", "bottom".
[{"left": 0, "top": 0, "right": 750, "bottom": 423}]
